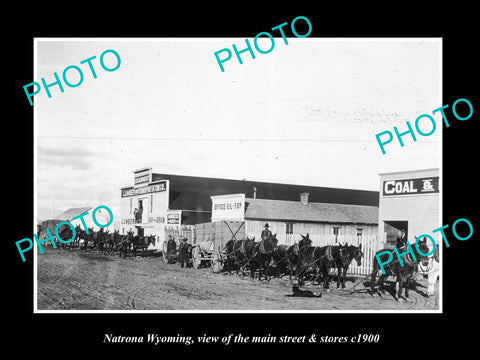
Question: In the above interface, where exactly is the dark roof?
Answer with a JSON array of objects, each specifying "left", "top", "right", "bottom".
[
  {"left": 152, "top": 173, "right": 379, "bottom": 213},
  {"left": 55, "top": 207, "right": 92, "bottom": 221},
  {"left": 244, "top": 198, "right": 378, "bottom": 224}
]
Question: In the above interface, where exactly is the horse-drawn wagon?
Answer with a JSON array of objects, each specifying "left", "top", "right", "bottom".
[{"left": 193, "top": 221, "right": 246, "bottom": 273}]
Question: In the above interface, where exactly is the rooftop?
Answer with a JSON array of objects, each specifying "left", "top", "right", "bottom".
[
  {"left": 244, "top": 198, "right": 378, "bottom": 224},
  {"left": 54, "top": 207, "right": 92, "bottom": 221},
  {"left": 152, "top": 172, "right": 379, "bottom": 211}
]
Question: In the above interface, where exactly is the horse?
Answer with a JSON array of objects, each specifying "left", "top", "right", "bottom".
[
  {"left": 336, "top": 244, "right": 363, "bottom": 288},
  {"left": 249, "top": 234, "right": 278, "bottom": 281},
  {"left": 118, "top": 230, "right": 135, "bottom": 258},
  {"left": 177, "top": 241, "right": 194, "bottom": 268},
  {"left": 103, "top": 229, "right": 122, "bottom": 254},
  {"left": 286, "top": 234, "right": 313, "bottom": 280},
  {"left": 57, "top": 225, "right": 74, "bottom": 248},
  {"left": 224, "top": 237, "right": 256, "bottom": 275},
  {"left": 94, "top": 228, "right": 110, "bottom": 254},
  {"left": 370, "top": 237, "right": 430, "bottom": 301},
  {"left": 270, "top": 234, "right": 312, "bottom": 278},
  {"left": 74, "top": 224, "right": 88, "bottom": 249},
  {"left": 80, "top": 227, "right": 94, "bottom": 250},
  {"left": 297, "top": 245, "right": 347, "bottom": 289},
  {"left": 271, "top": 244, "right": 290, "bottom": 278},
  {"left": 319, "top": 243, "right": 363, "bottom": 289},
  {"left": 418, "top": 242, "right": 440, "bottom": 297},
  {"left": 132, "top": 234, "right": 156, "bottom": 257}
]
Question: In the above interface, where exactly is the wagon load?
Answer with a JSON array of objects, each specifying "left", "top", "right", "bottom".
[
  {"left": 194, "top": 221, "right": 245, "bottom": 272},
  {"left": 192, "top": 239, "right": 214, "bottom": 269}
]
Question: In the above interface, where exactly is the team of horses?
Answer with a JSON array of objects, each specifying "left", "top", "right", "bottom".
[
  {"left": 370, "top": 236, "right": 436, "bottom": 300},
  {"left": 217, "top": 233, "right": 437, "bottom": 300},
  {"left": 56, "top": 225, "right": 156, "bottom": 258},
  {"left": 53, "top": 223, "right": 438, "bottom": 301},
  {"left": 219, "top": 233, "right": 364, "bottom": 289}
]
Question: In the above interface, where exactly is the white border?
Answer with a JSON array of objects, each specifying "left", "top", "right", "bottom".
[{"left": 34, "top": 37, "right": 443, "bottom": 314}]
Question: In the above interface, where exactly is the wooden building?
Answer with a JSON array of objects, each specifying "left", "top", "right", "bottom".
[
  {"left": 119, "top": 167, "right": 379, "bottom": 252},
  {"left": 208, "top": 193, "right": 379, "bottom": 275},
  {"left": 378, "top": 168, "right": 440, "bottom": 249}
]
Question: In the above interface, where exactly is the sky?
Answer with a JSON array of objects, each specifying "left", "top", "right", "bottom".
[{"left": 35, "top": 38, "right": 441, "bottom": 221}]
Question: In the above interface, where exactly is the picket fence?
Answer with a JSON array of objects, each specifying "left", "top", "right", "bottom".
[{"left": 308, "top": 234, "right": 379, "bottom": 276}]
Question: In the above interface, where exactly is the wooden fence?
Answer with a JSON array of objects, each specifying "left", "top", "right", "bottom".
[
  {"left": 164, "top": 225, "right": 196, "bottom": 244},
  {"left": 191, "top": 222, "right": 379, "bottom": 276},
  {"left": 309, "top": 234, "right": 379, "bottom": 276}
]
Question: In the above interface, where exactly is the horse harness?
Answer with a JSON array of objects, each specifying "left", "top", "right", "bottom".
[
  {"left": 241, "top": 239, "right": 250, "bottom": 256},
  {"left": 223, "top": 239, "right": 251, "bottom": 258},
  {"left": 326, "top": 246, "right": 334, "bottom": 262}
]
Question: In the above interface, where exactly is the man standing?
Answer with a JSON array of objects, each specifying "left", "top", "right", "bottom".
[
  {"left": 396, "top": 228, "right": 408, "bottom": 251},
  {"left": 261, "top": 223, "right": 272, "bottom": 241},
  {"left": 137, "top": 204, "right": 143, "bottom": 223}
]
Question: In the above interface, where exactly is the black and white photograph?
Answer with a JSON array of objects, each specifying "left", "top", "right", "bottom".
[
  {"left": 34, "top": 38, "right": 441, "bottom": 312},
  {"left": 7, "top": 5, "right": 478, "bottom": 355}
]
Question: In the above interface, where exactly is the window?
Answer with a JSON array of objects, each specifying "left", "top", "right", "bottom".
[
  {"left": 332, "top": 226, "right": 340, "bottom": 236},
  {"left": 129, "top": 198, "right": 132, "bottom": 214},
  {"left": 286, "top": 223, "right": 293, "bottom": 235},
  {"left": 150, "top": 195, "right": 153, "bottom": 213},
  {"left": 356, "top": 228, "right": 364, "bottom": 238}
]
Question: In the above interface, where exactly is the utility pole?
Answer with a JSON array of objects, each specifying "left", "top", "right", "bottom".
[{"left": 51, "top": 185, "right": 55, "bottom": 219}]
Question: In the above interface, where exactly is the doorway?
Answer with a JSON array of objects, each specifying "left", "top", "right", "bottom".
[
  {"left": 137, "top": 198, "right": 149, "bottom": 223},
  {"left": 383, "top": 220, "right": 408, "bottom": 247}
]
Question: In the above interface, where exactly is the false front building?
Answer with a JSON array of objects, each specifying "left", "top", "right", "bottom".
[{"left": 119, "top": 167, "right": 380, "bottom": 252}]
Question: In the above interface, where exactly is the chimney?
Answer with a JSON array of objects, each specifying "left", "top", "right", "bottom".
[
  {"left": 253, "top": 187, "right": 257, "bottom": 199},
  {"left": 300, "top": 192, "right": 309, "bottom": 205}
]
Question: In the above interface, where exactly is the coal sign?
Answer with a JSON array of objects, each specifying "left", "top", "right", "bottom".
[{"left": 382, "top": 176, "right": 439, "bottom": 196}]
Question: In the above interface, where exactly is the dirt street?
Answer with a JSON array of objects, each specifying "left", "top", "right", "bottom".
[{"left": 37, "top": 247, "right": 439, "bottom": 311}]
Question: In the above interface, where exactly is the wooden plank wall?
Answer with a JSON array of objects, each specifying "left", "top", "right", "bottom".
[
  {"left": 194, "top": 221, "right": 245, "bottom": 251},
  {"left": 196, "top": 220, "right": 379, "bottom": 276}
]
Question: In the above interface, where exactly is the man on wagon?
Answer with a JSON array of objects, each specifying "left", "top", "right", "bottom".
[{"left": 261, "top": 223, "right": 272, "bottom": 241}]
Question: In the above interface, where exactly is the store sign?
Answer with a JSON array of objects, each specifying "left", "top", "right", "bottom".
[
  {"left": 166, "top": 214, "right": 180, "bottom": 225},
  {"left": 382, "top": 176, "right": 439, "bottom": 196},
  {"left": 134, "top": 174, "right": 150, "bottom": 185},
  {"left": 211, "top": 194, "right": 245, "bottom": 222},
  {"left": 148, "top": 216, "right": 165, "bottom": 224},
  {"left": 121, "top": 181, "right": 166, "bottom": 197}
]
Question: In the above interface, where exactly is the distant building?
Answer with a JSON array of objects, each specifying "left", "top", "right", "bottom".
[
  {"left": 378, "top": 168, "right": 440, "bottom": 249},
  {"left": 119, "top": 167, "right": 379, "bottom": 251},
  {"left": 207, "top": 193, "right": 379, "bottom": 276},
  {"left": 55, "top": 206, "right": 114, "bottom": 232},
  {"left": 243, "top": 196, "right": 378, "bottom": 245}
]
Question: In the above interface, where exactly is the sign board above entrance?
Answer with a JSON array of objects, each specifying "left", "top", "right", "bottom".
[
  {"left": 121, "top": 181, "right": 167, "bottom": 197},
  {"left": 211, "top": 194, "right": 245, "bottom": 222},
  {"left": 382, "top": 176, "right": 439, "bottom": 196}
]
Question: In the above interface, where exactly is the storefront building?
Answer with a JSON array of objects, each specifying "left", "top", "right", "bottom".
[{"left": 378, "top": 168, "right": 440, "bottom": 249}]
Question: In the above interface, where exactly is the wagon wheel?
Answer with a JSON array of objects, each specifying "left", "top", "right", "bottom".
[
  {"left": 211, "top": 250, "right": 224, "bottom": 273},
  {"left": 192, "top": 246, "right": 202, "bottom": 269},
  {"left": 162, "top": 242, "right": 170, "bottom": 263}
]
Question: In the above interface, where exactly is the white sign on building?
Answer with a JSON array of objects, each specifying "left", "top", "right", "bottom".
[{"left": 211, "top": 194, "right": 245, "bottom": 222}]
